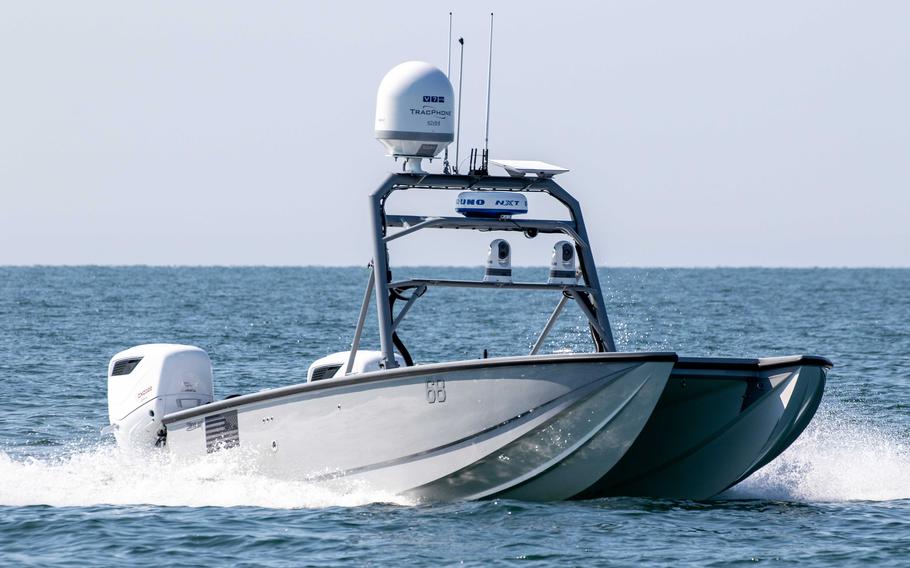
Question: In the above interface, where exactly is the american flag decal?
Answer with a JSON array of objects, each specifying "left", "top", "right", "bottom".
[{"left": 205, "top": 410, "right": 240, "bottom": 453}]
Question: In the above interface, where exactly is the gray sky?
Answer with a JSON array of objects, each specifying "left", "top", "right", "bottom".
[{"left": 1, "top": 1, "right": 908, "bottom": 266}]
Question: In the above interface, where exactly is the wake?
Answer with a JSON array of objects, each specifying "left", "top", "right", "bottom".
[
  {"left": 726, "top": 404, "right": 910, "bottom": 502},
  {"left": 2, "top": 403, "right": 906, "bottom": 508},
  {"left": 0, "top": 444, "right": 412, "bottom": 509}
]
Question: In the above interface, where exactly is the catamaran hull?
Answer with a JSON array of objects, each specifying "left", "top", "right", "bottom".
[
  {"left": 577, "top": 355, "right": 830, "bottom": 499},
  {"left": 163, "top": 353, "right": 675, "bottom": 501}
]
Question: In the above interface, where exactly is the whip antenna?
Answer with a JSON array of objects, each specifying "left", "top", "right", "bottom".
[
  {"left": 447, "top": 12, "right": 453, "bottom": 77},
  {"left": 454, "top": 37, "right": 465, "bottom": 174},
  {"left": 482, "top": 12, "right": 494, "bottom": 173},
  {"left": 443, "top": 12, "right": 454, "bottom": 174}
]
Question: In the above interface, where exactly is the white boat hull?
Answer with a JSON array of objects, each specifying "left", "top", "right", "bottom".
[{"left": 162, "top": 353, "right": 675, "bottom": 501}]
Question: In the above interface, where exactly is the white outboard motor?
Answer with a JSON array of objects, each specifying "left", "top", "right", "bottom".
[{"left": 104, "top": 344, "right": 214, "bottom": 449}]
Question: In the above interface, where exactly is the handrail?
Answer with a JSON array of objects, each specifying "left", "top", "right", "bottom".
[
  {"left": 389, "top": 278, "right": 593, "bottom": 294},
  {"left": 384, "top": 215, "right": 584, "bottom": 245}
]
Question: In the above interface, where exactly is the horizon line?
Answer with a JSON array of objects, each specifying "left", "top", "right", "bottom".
[{"left": 1, "top": 264, "right": 909, "bottom": 270}]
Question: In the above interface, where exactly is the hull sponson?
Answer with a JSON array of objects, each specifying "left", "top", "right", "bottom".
[
  {"left": 405, "top": 359, "right": 671, "bottom": 501},
  {"left": 577, "top": 355, "right": 831, "bottom": 499},
  {"left": 163, "top": 353, "right": 675, "bottom": 501}
]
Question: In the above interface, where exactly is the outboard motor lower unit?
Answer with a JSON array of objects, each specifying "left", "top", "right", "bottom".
[{"left": 105, "top": 344, "right": 214, "bottom": 449}]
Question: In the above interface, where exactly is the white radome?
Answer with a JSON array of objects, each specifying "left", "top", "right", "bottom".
[{"left": 375, "top": 61, "right": 455, "bottom": 160}]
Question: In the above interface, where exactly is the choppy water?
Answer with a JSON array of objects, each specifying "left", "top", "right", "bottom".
[{"left": 1, "top": 267, "right": 908, "bottom": 566}]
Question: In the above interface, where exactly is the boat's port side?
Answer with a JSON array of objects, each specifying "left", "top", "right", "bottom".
[
  {"left": 162, "top": 353, "right": 676, "bottom": 500},
  {"left": 577, "top": 355, "right": 831, "bottom": 499}
]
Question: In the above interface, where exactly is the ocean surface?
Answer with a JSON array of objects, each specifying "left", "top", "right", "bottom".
[{"left": 0, "top": 266, "right": 907, "bottom": 566}]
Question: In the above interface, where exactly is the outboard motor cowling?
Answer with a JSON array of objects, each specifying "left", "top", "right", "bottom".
[{"left": 105, "top": 344, "right": 214, "bottom": 449}]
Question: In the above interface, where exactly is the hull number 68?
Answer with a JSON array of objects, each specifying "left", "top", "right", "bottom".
[{"left": 426, "top": 378, "right": 446, "bottom": 403}]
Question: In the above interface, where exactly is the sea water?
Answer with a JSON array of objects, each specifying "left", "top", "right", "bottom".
[{"left": 0, "top": 267, "right": 907, "bottom": 566}]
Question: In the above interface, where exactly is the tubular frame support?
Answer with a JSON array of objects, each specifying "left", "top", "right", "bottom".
[
  {"left": 384, "top": 215, "right": 585, "bottom": 246},
  {"left": 568, "top": 290, "right": 609, "bottom": 352},
  {"left": 345, "top": 268, "right": 374, "bottom": 375},
  {"left": 370, "top": 191, "right": 399, "bottom": 369},
  {"left": 368, "top": 173, "right": 617, "bottom": 361},
  {"left": 530, "top": 294, "right": 570, "bottom": 356},
  {"left": 383, "top": 217, "right": 443, "bottom": 242},
  {"left": 392, "top": 285, "right": 426, "bottom": 331},
  {"left": 390, "top": 278, "right": 594, "bottom": 294}
]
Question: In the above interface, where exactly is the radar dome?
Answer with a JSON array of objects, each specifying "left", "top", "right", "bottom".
[{"left": 375, "top": 61, "right": 455, "bottom": 158}]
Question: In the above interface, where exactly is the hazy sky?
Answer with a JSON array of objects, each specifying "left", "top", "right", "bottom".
[{"left": 1, "top": 1, "right": 907, "bottom": 266}]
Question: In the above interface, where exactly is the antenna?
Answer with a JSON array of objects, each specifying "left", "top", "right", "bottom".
[
  {"left": 447, "top": 12, "right": 453, "bottom": 77},
  {"left": 443, "top": 12, "right": 454, "bottom": 174},
  {"left": 454, "top": 37, "right": 465, "bottom": 175},
  {"left": 482, "top": 12, "right": 494, "bottom": 174}
]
